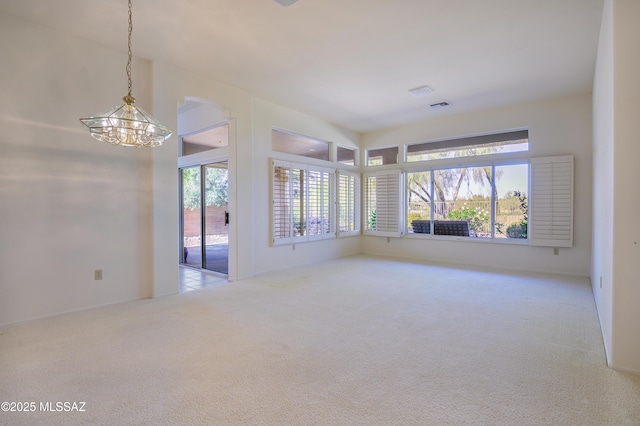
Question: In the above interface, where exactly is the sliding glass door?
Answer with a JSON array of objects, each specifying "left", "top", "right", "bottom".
[
  {"left": 180, "top": 162, "right": 229, "bottom": 275},
  {"left": 181, "top": 166, "right": 202, "bottom": 268},
  {"left": 203, "top": 163, "right": 228, "bottom": 274}
]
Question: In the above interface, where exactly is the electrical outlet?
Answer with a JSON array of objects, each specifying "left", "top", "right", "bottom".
[
  {"left": 553, "top": 248, "right": 559, "bottom": 255},
  {"left": 94, "top": 269, "right": 103, "bottom": 281}
]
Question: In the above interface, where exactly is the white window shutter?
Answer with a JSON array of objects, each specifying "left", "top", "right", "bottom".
[
  {"left": 272, "top": 160, "right": 293, "bottom": 245},
  {"left": 364, "top": 170, "right": 403, "bottom": 237},
  {"left": 306, "top": 167, "right": 335, "bottom": 241},
  {"left": 529, "top": 156, "right": 573, "bottom": 247},
  {"left": 338, "top": 171, "right": 361, "bottom": 236},
  {"left": 271, "top": 159, "right": 337, "bottom": 245}
]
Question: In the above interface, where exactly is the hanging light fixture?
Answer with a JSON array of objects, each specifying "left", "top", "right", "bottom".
[{"left": 80, "top": 0, "right": 172, "bottom": 147}]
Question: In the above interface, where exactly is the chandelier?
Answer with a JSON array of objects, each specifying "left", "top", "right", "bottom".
[{"left": 80, "top": 0, "right": 172, "bottom": 147}]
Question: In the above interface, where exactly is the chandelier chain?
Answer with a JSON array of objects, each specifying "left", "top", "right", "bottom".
[
  {"left": 126, "top": 0, "right": 133, "bottom": 97},
  {"left": 79, "top": 0, "right": 173, "bottom": 147}
]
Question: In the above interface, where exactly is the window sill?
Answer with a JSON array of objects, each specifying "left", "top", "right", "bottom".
[{"left": 403, "top": 233, "right": 530, "bottom": 245}]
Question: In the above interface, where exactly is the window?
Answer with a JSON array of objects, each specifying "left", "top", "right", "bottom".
[
  {"left": 181, "top": 123, "right": 229, "bottom": 156},
  {"left": 407, "top": 163, "right": 529, "bottom": 239},
  {"left": 494, "top": 164, "right": 529, "bottom": 239},
  {"left": 404, "top": 157, "right": 574, "bottom": 247},
  {"left": 407, "top": 171, "right": 432, "bottom": 234},
  {"left": 271, "top": 160, "right": 334, "bottom": 245},
  {"left": 364, "top": 170, "right": 403, "bottom": 237},
  {"left": 367, "top": 146, "right": 399, "bottom": 166},
  {"left": 406, "top": 130, "right": 528, "bottom": 162},
  {"left": 337, "top": 146, "right": 357, "bottom": 165},
  {"left": 338, "top": 171, "right": 360, "bottom": 236},
  {"left": 272, "top": 129, "right": 330, "bottom": 161}
]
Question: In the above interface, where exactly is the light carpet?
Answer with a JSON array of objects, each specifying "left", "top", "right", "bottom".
[{"left": 1, "top": 255, "right": 639, "bottom": 425}]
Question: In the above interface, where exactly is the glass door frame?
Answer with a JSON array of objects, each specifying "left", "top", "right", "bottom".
[
  {"left": 177, "top": 116, "right": 235, "bottom": 280},
  {"left": 179, "top": 165, "right": 202, "bottom": 269},
  {"left": 179, "top": 161, "right": 229, "bottom": 275}
]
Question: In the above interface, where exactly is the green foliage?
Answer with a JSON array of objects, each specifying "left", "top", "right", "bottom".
[
  {"left": 447, "top": 204, "right": 489, "bottom": 235},
  {"left": 506, "top": 190, "right": 528, "bottom": 238},
  {"left": 369, "top": 209, "right": 377, "bottom": 231},
  {"left": 204, "top": 167, "right": 228, "bottom": 207},
  {"left": 407, "top": 211, "right": 428, "bottom": 224},
  {"left": 513, "top": 190, "right": 528, "bottom": 222},
  {"left": 182, "top": 168, "right": 201, "bottom": 210},
  {"left": 182, "top": 167, "right": 228, "bottom": 210},
  {"left": 507, "top": 222, "right": 527, "bottom": 238}
]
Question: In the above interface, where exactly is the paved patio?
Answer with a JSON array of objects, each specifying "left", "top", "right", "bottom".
[{"left": 183, "top": 243, "right": 228, "bottom": 275}]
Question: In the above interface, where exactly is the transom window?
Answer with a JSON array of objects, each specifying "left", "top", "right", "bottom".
[
  {"left": 272, "top": 128, "right": 330, "bottom": 161},
  {"left": 337, "top": 146, "right": 357, "bottom": 165},
  {"left": 406, "top": 130, "right": 529, "bottom": 162},
  {"left": 367, "top": 146, "right": 399, "bottom": 166},
  {"left": 181, "top": 123, "right": 229, "bottom": 156}
]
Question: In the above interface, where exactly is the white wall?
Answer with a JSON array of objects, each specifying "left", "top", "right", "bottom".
[
  {"left": 252, "top": 98, "right": 361, "bottom": 274},
  {"left": 177, "top": 100, "right": 227, "bottom": 137},
  {"left": 592, "top": 0, "right": 640, "bottom": 375},
  {"left": 0, "top": 14, "right": 154, "bottom": 325},
  {"left": 361, "top": 94, "right": 593, "bottom": 277},
  {"left": 592, "top": 0, "right": 615, "bottom": 369},
  {"left": 611, "top": 0, "right": 640, "bottom": 375},
  {"left": 151, "top": 62, "right": 255, "bottom": 286},
  {"left": 0, "top": 11, "right": 363, "bottom": 325}
]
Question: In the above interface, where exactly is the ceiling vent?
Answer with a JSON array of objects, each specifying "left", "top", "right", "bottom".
[
  {"left": 274, "top": 0, "right": 300, "bottom": 7},
  {"left": 408, "top": 85, "right": 434, "bottom": 97},
  {"left": 430, "top": 101, "right": 450, "bottom": 109}
]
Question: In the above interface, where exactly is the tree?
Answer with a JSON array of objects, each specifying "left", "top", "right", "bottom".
[
  {"left": 182, "top": 167, "right": 228, "bottom": 210},
  {"left": 408, "top": 147, "right": 503, "bottom": 218},
  {"left": 204, "top": 167, "right": 228, "bottom": 207}
]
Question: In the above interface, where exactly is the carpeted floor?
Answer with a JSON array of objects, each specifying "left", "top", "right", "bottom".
[{"left": 1, "top": 255, "right": 639, "bottom": 425}]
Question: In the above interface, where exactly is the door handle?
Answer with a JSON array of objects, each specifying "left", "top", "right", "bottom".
[{"left": 225, "top": 211, "right": 229, "bottom": 226}]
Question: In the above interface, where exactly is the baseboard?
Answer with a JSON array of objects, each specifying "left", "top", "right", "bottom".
[
  {"left": 0, "top": 296, "right": 149, "bottom": 329},
  {"left": 609, "top": 363, "right": 640, "bottom": 377}
]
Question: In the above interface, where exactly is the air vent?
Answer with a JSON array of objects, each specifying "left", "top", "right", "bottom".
[
  {"left": 274, "top": 0, "right": 300, "bottom": 7},
  {"left": 430, "top": 101, "right": 450, "bottom": 109},
  {"left": 408, "top": 85, "right": 434, "bottom": 97}
]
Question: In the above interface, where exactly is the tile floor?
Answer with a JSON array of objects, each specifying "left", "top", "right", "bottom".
[{"left": 179, "top": 266, "right": 229, "bottom": 293}]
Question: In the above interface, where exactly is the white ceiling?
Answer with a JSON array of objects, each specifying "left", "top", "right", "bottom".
[
  {"left": 0, "top": 0, "right": 604, "bottom": 133},
  {"left": 182, "top": 124, "right": 229, "bottom": 148}
]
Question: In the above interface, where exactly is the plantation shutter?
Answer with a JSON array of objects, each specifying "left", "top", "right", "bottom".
[
  {"left": 271, "top": 159, "right": 335, "bottom": 245},
  {"left": 272, "top": 161, "right": 293, "bottom": 245},
  {"left": 306, "top": 167, "right": 335, "bottom": 240},
  {"left": 529, "top": 156, "right": 573, "bottom": 247},
  {"left": 338, "top": 171, "right": 361, "bottom": 236},
  {"left": 364, "top": 170, "right": 403, "bottom": 237}
]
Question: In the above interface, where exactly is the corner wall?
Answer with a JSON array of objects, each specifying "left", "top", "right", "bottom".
[
  {"left": 252, "top": 98, "right": 362, "bottom": 275},
  {"left": 592, "top": 0, "right": 640, "bottom": 375},
  {"left": 592, "top": 0, "right": 615, "bottom": 368},
  {"left": 361, "top": 94, "right": 593, "bottom": 277}
]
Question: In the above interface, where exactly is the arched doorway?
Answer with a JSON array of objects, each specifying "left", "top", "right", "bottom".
[{"left": 177, "top": 97, "right": 235, "bottom": 282}]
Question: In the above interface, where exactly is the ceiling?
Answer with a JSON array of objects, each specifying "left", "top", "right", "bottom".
[
  {"left": 183, "top": 124, "right": 229, "bottom": 148},
  {"left": 0, "top": 0, "right": 604, "bottom": 133}
]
